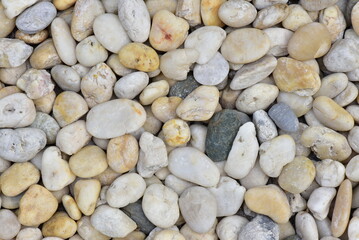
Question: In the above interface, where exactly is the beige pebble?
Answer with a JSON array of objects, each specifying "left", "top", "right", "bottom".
[
  {"left": 151, "top": 97, "right": 182, "bottom": 123},
  {"left": 180, "top": 222, "right": 217, "bottom": 240},
  {"left": 218, "top": 0, "right": 257, "bottom": 28},
  {"left": 0, "top": 209, "right": 21, "bottom": 239},
  {"left": 93, "top": 167, "right": 121, "bottom": 186},
  {"left": 154, "top": 229, "right": 185, "bottom": 240},
  {"left": 62, "top": 195, "right": 82, "bottom": 221},
  {"left": 162, "top": 119, "right": 191, "bottom": 147},
  {"left": 74, "top": 179, "right": 101, "bottom": 216},
  {"left": 347, "top": 105, "right": 359, "bottom": 124},
  {"left": 77, "top": 216, "right": 110, "bottom": 240},
  {"left": 263, "top": 27, "right": 293, "bottom": 57},
  {"left": 277, "top": 92, "right": 313, "bottom": 117},
  {"left": 352, "top": 2, "right": 359, "bottom": 35},
  {"left": 253, "top": 4, "right": 290, "bottom": 29},
  {"left": 106, "top": 54, "right": 134, "bottom": 76},
  {"left": 76, "top": 35, "right": 108, "bottom": 68},
  {"left": 200, "top": 0, "right": 226, "bottom": 26},
  {"left": 0, "top": 86, "right": 22, "bottom": 99},
  {"left": 16, "top": 227, "right": 43, "bottom": 240},
  {"left": 220, "top": 86, "right": 241, "bottom": 109},
  {"left": 0, "top": 2, "right": 15, "bottom": 38},
  {"left": 29, "top": 39, "right": 61, "bottom": 69},
  {"left": 119, "top": 43, "right": 159, "bottom": 72},
  {"left": 320, "top": 5, "right": 346, "bottom": 42},
  {"left": 18, "top": 184, "right": 58, "bottom": 226},
  {"left": 139, "top": 80, "right": 169, "bottom": 106},
  {"left": 53, "top": 0, "right": 76, "bottom": 10},
  {"left": 34, "top": 91, "right": 56, "bottom": 114},
  {"left": 42, "top": 212, "right": 77, "bottom": 239},
  {"left": 113, "top": 231, "right": 146, "bottom": 240},
  {"left": 333, "top": 81, "right": 358, "bottom": 107},
  {"left": 0, "top": 62, "right": 27, "bottom": 85},
  {"left": 315, "top": 159, "right": 345, "bottom": 188},
  {"left": 313, "top": 73, "right": 348, "bottom": 98},
  {"left": 51, "top": 65, "right": 81, "bottom": 92},
  {"left": 282, "top": 4, "right": 312, "bottom": 31},
  {"left": 147, "top": 0, "right": 177, "bottom": 17},
  {"left": 300, "top": 0, "right": 338, "bottom": 11},
  {"left": 346, "top": 155, "right": 359, "bottom": 182},
  {"left": 15, "top": 29, "right": 48, "bottom": 44},
  {"left": 176, "top": 0, "right": 201, "bottom": 26}
]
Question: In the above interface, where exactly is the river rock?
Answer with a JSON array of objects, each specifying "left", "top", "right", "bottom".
[
  {"left": 295, "top": 211, "right": 319, "bottom": 240},
  {"left": 33, "top": 91, "right": 56, "bottom": 114},
  {"left": 29, "top": 39, "right": 61, "bottom": 69},
  {"left": 139, "top": 80, "right": 169, "bottom": 106},
  {"left": 253, "top": 3, "right": 290, "bottom": 29},
  {"left": 114, "top": 72, "right": 149, "bottom": 100},
  {"left": 30, "top": 112, "right": 59, "bottom": 144},
  {"left": 263, "top": 27, "right": 293, "bottom": 56},
  {"left": 76, "top": 36, "right": 108, "bottom": 68},
  {"left": 346, "top": 155, "right": 359, "bottom": 182},
  {"left": 238, "top": 215, "right": 279, "bottom": 240},
  {"left": 218, "top": 0, "right": 257, "bottom": 28},
  {"left": 201, "top": 0, "right": 226, "bottom": 26},
  {"left": 51, "top": 65, "right": 81, "bottom": 92},
  {"left": 277, "top": 92, "right": 313, "bottom": 117},
  {"left": 333, "top": 81, "right": 358, "bottom": 107},
  {"left": 42, "top": 212, "right": 76, "bottom": 239},
  {"left": 282, "top": 4, "right": 312, "bottom": 31},
  {"left": 299, "top": 0, "right": 339, "bottom": 11},
  {"left": 15, "top": 29, "right": 48, "bottom": 45},
  {"left": 16, "top": 227, "right": 42, "bottom": 240},
  {"left": 216, "top": 215, "right": 248, "bottom": 240},
  {"left": 62, "top": 195, "right": 81, "bottom": 221},
  {"left": 307, "top": 187, "right": 336, "bottom": 220},
  {"left": 74, "top": 179, "right": 101, "bottom": 216},
  {"left": 151, "top": 97, "right": 182, "bottom": 123},
  {"left": 119, "top": 43, "right": 159, "bottom": 72},
  {"left": 175, "top": 0, "right": 201, "bottom": 26},
  {"left": 77, "top": 216, "right": 110, "bottom": 240},
  {"left": 1, "top": 0, "right": 39, "bottom": 19},
  {"left": 252, "top": 110, "right": 278, "bottom": 143},
  {"left": 0, "top": 38, "right": 33, "bottom": 68},
  {"left": 268, "top": 102, "right": 299, "bottom": 132},
  {"left": 0, "top": 209, "right": 21, "bottom": 239},
  {"left": 315, "top": 159, "right": 345, "bottom": 187},
  {"left": 0, "top": 62, "right": 27, "bottom": 85},
  {"left": 17, "top": 68, "right": 54, "bottom": 99},
  {"left": 162, "top": 118, "right": 190, "bottom": 147},
  {"left": 169, "top": 75, "right": 200, "bottom": 99}
]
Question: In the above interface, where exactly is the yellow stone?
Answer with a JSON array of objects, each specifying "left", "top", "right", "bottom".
[
  {"left": 53, "top": 0, "right": 77, "bottom": 10},
  {"left": 201, "top": 0, "right": 226, "bottom": 27},
  {"left": 107, "top": 134, "right": 139, "bottom": 174},
  {"left": 352, "top": 2, "right": 359, "bottom": 36},
  {"left": 69, "top": 145, "right": 108, "bottom": 178},
  {"left": 0, "top": 162, "right": 40, "bottom": 197},
  {"left": 244, "top": 184, "right": 291, "bottom": 223},
  {"left": 15, "top": 30, "right": 49, "bottom": 45},
  {"left": 149, "top": 10, "right": 189, "bottom": 52},
  {"left": 278, "top": 156, "right": 316, "bottom": 194},
  {"left": 151, "top": 96, "right": 182, "bottom": 123},
  {"left": 33, "top": 91, "right": 56, "bottom": 114},
  {"left": 273, "top": 57, "right": 321, "bottom": 96},
  {"left": 287, "top": 22, "right": 331, "bottom": 61},
  {"left": 0, "top": 86, "right": 22, "bottom": 99},
  {"left": 18, "top": 184, "right": 58, "bottom": 226},
  {"left": 74, "top": 179, "right": 101, "bottom": 216},
  {"left": 62, "top": 195, "right": 82, "bottom": 220},
  {"left": 30, "top": 39, "right": 62, "bottom": 69},
  {"left": 42, "top": 212, "right": 77, "bottom": 239},
  {"left": 331, "top": 179, "right": 352, "bottom": 238},
  {"left": 118, "top": 43, "right": 159, "bottom": 72},
  {"left": 162, "top": 118, "right": 191, "bottom": 147}
]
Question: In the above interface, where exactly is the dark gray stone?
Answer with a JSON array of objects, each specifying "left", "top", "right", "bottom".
[
  {"left": 238, "top": 215, "right": 279, "bottom": 240},
  {"left": 205, "top": 109, "right": 250, "bottom": 162},
  {"left": 122, "top": 200, "right": 155, "bottom": 235},
  {"left": 169, "top": 75, "right": 200, "bottom": 99},
  {"left": 268, "top": 103, "right": 299, "bottom": 133}
]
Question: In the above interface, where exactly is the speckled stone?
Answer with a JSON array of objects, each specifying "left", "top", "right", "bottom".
[
  {"left": 205, "top": 109, "right": 250, "bottom": 162},
  {"left": 168, "top": 75, "right": 200, "bottom": 99},
  {"left": 268, "top": 102, "right": 299, "bottom": 132},
  {"left": 238, "top": 215, "right": 279, "bottom": 240},
  {"left": 122, "top": 201, "right": 156, "bottom": 235}
]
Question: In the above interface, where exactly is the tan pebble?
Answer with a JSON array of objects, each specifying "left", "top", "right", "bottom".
[
  {"left": 77, "top": 216, "right": 110, "bottom": 240},
  {"left": 299, "top": 0, "right": 338, "bottom": 12},
  {"left": 54, "top": 0, "right": 77, "bottom": 10},
  {"left": 176, "top": 0, "right": 201, "bottom": 27},
  {"left": 282, "top": 4, "right": 312, "bottom": 31},
  {"left": 113, "top": 231, "right": 146, "bottom": 240},
  {"left": 0, "top": 86, "right": 22, "bottom": 99},
  {"left": 200, "top": 0, "right": 226, "bottom": 27},
  {"left": 313, "top": 96, "right": 354, "bottom": 131},
  {"left": 30, "top": 39, "right": 62, "bottom": 69},
  {"left": 162, "top": 118, "right": 191, "bottom": 147},
  {"left": 278, "top": 156, "right": 316, "bottom": 194},
  {"left": 62, "top": 195, "right": 82, "bottom": 221},
  {"left": 154, "top": 229, "right": 185, "bottom": 240},
  {"left": 52, "top": 91, "right": 89, "bottom": 127},
  {"left": 146, "top": 0, "right": 177, "bottom": 17},
  {"left": 313, "top": 73, "right": 348, "bottom": 98},
  {"left": 218, "top": 0, "right": 257, "bottom": 28},
  {"left": 0, "top": 162, "right": 39, "bottom": 197},
  {"left": 0, "top": 62, "right": 27, "bottom": 85},
  {"left": 287, "top": 22, "right": 331, "bottom": 61},
  {"left": 307, "top": 10, "right": 319, "bottom": 21},
  {"left": 220, "top": 86, "right": 241, "bottom": 109},
  {"left": 244, "top": 184, "right": 291, "bottom": 224},
  {"left": 42, "top": 212, "right": 77, "bottom": 239},
  {"left": 331, "top": 179, "right": 352, "bottom": 238},
  {"left": 0, "top": 2, "right": 15, "bottom": 38},
  {"left": 142, "top": 107, "right": 163, "bottom": 135},
  {"left": 221, "top": 28, "right": 270, "bottom": 64},
  {"left": 74, "top": 179, "right": 101, "bottom": 216},
  {"left": 277, "top": 92, "right": 313, "bottom": 117},
  {"left": 15, "top": 29, "right": 49, "bottom": 44},
  {"left": 118, "top": 43, "right": 159, "bottom": 72},
  {"left": 319, "top": 5, "right": 346, "bottom": 42},
  {"left": 106, "top": 54, "right": 134, "bottom": 76},
  {"left": 273, "top": 57, "right": 321, "bottom": 96},
  {"left": 149, "top": 10, "right": 189, "bottom": 51},
  {"left": 139, "top": 80, "right": 169, "bottom": 105},
  {"left": 352, "top": 2, "right": 359, "bottom": 36},
  {"left": 93, "top": 167, "right": 121, "bottom": 186},
  {"left": 151, "top": 96, "right": 182, "bottom": 122},
  {"left": 18, "top": 184, "right": 58, "bottom": 226},
  {"left": 69, "top": 145, "right": 108, "bottom": 178},
  {"left": 303, "top": 59, "right": 320, "bottom": 74},
  {"left": 107, "top": 134, "right": 138, "bottom": 174},
  {"left": 253, "top": 4, "right": 290, "bottom": 29},
  {"left": 34, "top": 91, "right": 56, "bottom": 114}
]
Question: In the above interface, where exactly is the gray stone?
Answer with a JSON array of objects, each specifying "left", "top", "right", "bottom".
[
  {"left": 16, "top": 2, "right": 57, "bottom": 34},
  {"left": 122, "top": 201, "right": 156, "bottom": 235},
  {"left": 253, "top": 110, "right": 278, "bottom": 143},
  {"left": 268, "top": 103, "right": 299, "bottom": 132},
  {"left": 283, "top": 235, "right": 301, "bottom": 240},
  {"left": 205, "top": 109, "right": 250, "bottom": 162},
  {"left": 30, "top": 112, "right": 60, "bottom": 145},
  {"left": 169, "top": 75, "right": 200, "bottom": 99},
  {"left": 238, "top": 215, "right": 279, "bottom": 240}
]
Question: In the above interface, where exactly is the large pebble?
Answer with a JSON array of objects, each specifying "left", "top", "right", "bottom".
[
  {"left": 0, "top": 38, "right": 33, "bottom": 68},
  {"left": 268, "top": 102, "right": 299, "bottom": 132},
  {"left": 42, "top": 212, "right": 77, "bottom": 239},
  {"left": 62, "top": 195, "right": 81, "bottom": 221},
  {"left": 15, "top": 2, "right": 56, "bottom": 34},
  {"left": 17, "top": 68, "right": 54, "bottom": 99},
  {"left": 76, "top": 36, "right": 108, "bottom": 68},
  {"left": 86, "top": 99, "right": 146, "bottom": 139},
  {"left": 1, "top": 0, "right": 39, "bottom": 19},
  {"left": 348, "top": 217, "right": 359, "bottom": 240},
  {"left": 320, "top": 5, "right": 346, "bottom": 42},
  {"left": 114, "top": 72, "right": 149, "bottom": 100},
  {"left": 253, "top": 3, "right": 290, "bottom": 29},
  {"left": 74, "top": 179, "right": 101, "bottom": 216},
  {"left": 179, "top": 186, "right": 217, "bottom": 233},
  {"left": 91, "top": 205, "right": 137, "bottom": 238},
  {"left": 238, "top": 215, "right": 279, "bottom": 240},
  {"left": 307, "top": 187, "right": 336, "bottom": 220},
  {"left": 218, "top": 0, "right": 257, "bottom": 28},
  {"left": 295, "top": 211, "right": 318, "bottom": 240},
  {"left": 29, "top": 39, "right": 61, "bottom": 69},
  {"left": 245, "top": 185, "right": 291, "bottom": 223},
  {"left": 118, "top": 0, "right": 150, "bottom": 43},
  {"left": 0, "top": 93, "right": 36, "bottom": 128},
  {"left": 0, "top": 62, "right": 26, "bottom": 85},
  {"left": 51, "top": 65, "right": 81, "bottom": 92},
  {"left": 168, "top": 147, "right": 220, "bottom": 187},
  {"left": 162, "top": 118, "right": 190, "bottom": 147},
  {"left": 0, "top": 128, "right": 46, "bottom": 162},
  {"left": 15, "top": 227, "right": 42, "bottom": 240},
  {"left": 216, "top": 215, "right": 249, "bottom": 240},
  {"left": 30, "top": 112, "right": 59, "bottom": 144},
  {"left": 0, "top": 209, "right": 21, "bottom": 239},
  {"left": 119, "top": 43, "right": 159, "bottom": 72},
  {"left": 122, "top": 201, "right": 155, "bottom": 235},
  {"left": 221, "top": 28, "right": 270, "bottom": 64},
  {"left": 169, "top": 75, "right": 200, "bottom": 99}
]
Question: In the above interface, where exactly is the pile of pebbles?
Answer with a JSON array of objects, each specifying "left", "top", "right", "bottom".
[{"left": 1, "top": 0, "right": 359, "bottom": 239}]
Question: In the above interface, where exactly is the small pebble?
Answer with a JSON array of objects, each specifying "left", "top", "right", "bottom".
[
  {"left": 0, "top": 209, "right": 21, "bottom": 239},
  {"left": 29, "top": 39, "right": 61, "bottom": 69},
  {"left": 114, "top": 72, "right": 149, "bottom": 100},
  {"left": 218, "top": 0, "right": 257, "bottom": 28},
  {"left": 346, "top": 155, "right": 359, "bottom": 182},
  {"left": 313, "top": 73, "right": 348, "bottom": 98},
  {"left": 76, "top": 36, "right": 108, "bottom": 68},
  {"left": 77, "top": 216, "right": 110, "bottom": 240},
  {"left": 175, "top": 0, "right": 201, "bottom": 27},
  {"left": 51, "top": 65, "right": 81, "bottom": 92},
  {"left": 139, "top": 80, "right": 169, "bottom": 106},
  {"left": 282, "top": 4, "right": 312, "bottom": 31},
  {"left": 216, "top": 215, "right": 248, "bottom": 240},
  {"left": 348, "top": 217, "right": 359, "bottom": 240},
  {"left": 263, "top": 27, "right": 293, "bottom": 56},
  {"left": 253, "top": 3, "right": 290, "bottom": 29},
  {"left": 162, "top": 118, "right": 190, "bottom": 147},
  {"left": 315, "top": 159, "right": 345, "bottom": 187},
  {"left": 74, "top": 179, "right": 101, "bottom": 216},
  {"left": 42, "top": 212, "right": 77, "bottom": 239}
]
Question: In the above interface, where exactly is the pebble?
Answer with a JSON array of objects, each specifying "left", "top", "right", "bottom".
[
  {"left": 263, "top": 27, "right": 293, "bottom": 57},
  {"left": 0, "top": 62, "right": 27, "bottom": 85},
  {"left": 29, "top": 38, "right": 61, "bottom": 69},
  {"left": 313, "top": 73, "right": 348, "bottom": 98},
  {"left": 268, "top": 102, "right": 299, "bottom": 132},
  {"left": 169, "top": 75, "right": 200, "bottom": 99},
  {"left": 72, "top": 64, "right": 90, "bottom": 78},
  {"left": 168, "top": 147, "right": 220, "bottom": 187},
  {"left": 153, "top": 229, "right": 185, "bottom": 240},
  {"left": 307, "top": 187, "right": 336, "bottom": 220},
  {"left": 162, "top": 119, "right": 190, "bottom": 147},
  {"left": 53, "top": 91, "right": 89, "bottom": 127},
  {"left": 323, "top": 39, "right": 359, "bottom": 72},
  {"left": 0, "top": 5, "right": 17, "bottom": 35},
  {"left": 315, "top": 159, "right": 345, "bottom": 188},
  {"left": 252, "top": 110, "right": 278, "bottom": 143},
  {"left": 0, "top": 86, "right": 22, "bottom": 99},
  {"left": 347, "top": 105, "right": 359, "bottom": 124},
  {"left": 179, "top": 186, "right": 217, "bottom": 233},
  {"left": 0, "top": 162, "right": 39, "bottom": 197},
  {"left": 0, "top": 128, "right": 46, "bottom": 162},
  {"left": 349, "top": 126, "right": 359, "bottom": 153},
  {"left": 53, "top": 0, "right": 76, "bottom": 10},
  {"left": 320, "top": 5, "right": 346, "bottom": 42},
  {"left": 17, "top": 68, "right": 54, "bottom": 99},
  {"left": 86, "top": 99, "right": 146, "bottom": 139},
  {"left": 200, "top": 0, "right": 226, "bottom": 26},
  {"left": 147, "top": 0, "right": 177, "bottom": 17},
  {"left": 315, "top": 218, "right": 332, "bottom": 238},
  {"left": 208, "top": 176, "right": 246, "bottom": 217},
  {"left": 348, "top": 217, "right": 359, "bottom": 240},
  {"left": 0, "top": 209, "right": 21, "bottom": 239},
  {"left": 33, "top": 91, "right": 56, "bottom": 114},
  {"left": 62, "top": 195, "right": 82, "bottom": 221},
  {"left": 77, "top": 216, "right": 110, "bottom": 240},
  {"left": 331, "top": 179, "right": 352, "bottom": 237},
  {"left": 42, "top": 212, "right": 77, "bottom": 239},
  {"left": 164, "top": 174, "right": 194, "bottom": 195},
  {"left": 91, "top": 205, "right": 137, "bottom": 238},
  {"left": 18, "top": 184, "right": 58, "bottom": 226},
  {"left": 71, "top": 0, "right": 104, "bottom": 41},
  {"left": 140, "top": 80, "right": 169, "bottom": 106},
  {"left": 346, "top": 155, "right": 359, "bottom": 182},
  {"left": 114, "top": 72, "right": 149, "bottom": 100},
  {"left": 51, "top": 65, "right": 81, "bottom": 92},
  {"left": 216, "top": 215, "right": 249, "bottom": 240},
  {"left": 300, "top": 0, "right": 339, "bottom": 11},
  {"left": 142, "top": 107, "right": 162, "bottom": 136},
  {"left": 253, "top": 0, "right": 288, "bottom": 9},
  {"left": 240, "top": 161, "right": 269, "bottom": 189},
  {"left": 176, "top": 0, "right": 201, "bottom": 27},
  {"left": 218, "top": 0, "right": 257, "bottom": 28},
  {"left": 295, "top": 211, "right": 319, "bottom": 240},
  {"left": 221, "top": 28, "right": 270, "bottom": 64},
  {"left": 1, "top": 192, "right": 22, "bottom": 210},
  {"left": 277, "top": 92, "right": 313, "bottom": 118},
  {"left": 76, "top": 36, "right": 108, "bottom": 68},
  {"left": 225, "top": 122, "right": 258, "bottom": 179},
  {"left": 119, "top": 43, "right": 159, "bottom": 72},
  {"left": 0, "top": 38, "right": 33, "bottom": 68},
  {"left": 51, "top": 17, "right": 77, "bottom": 66},
  {"left": 74, "top": 179, "right": 101, "bottom": 216},
  {"left": 16, "top": 227, "right": 43, "bottom": 240},
  {"left": 253, "top": 4, "right": 290, "bottom": 29},
  {"left": 273, "top": 57, "right": 321, "bottom": 96},
  {"left": 333, "top": 81, "right": 358, "bottom": 107},
  {"left": 282, "top": 4, "right": 312, "bottom": 31},
  {"left": 151, "top": 97, "right": 182, "bottom": 123},
  {"left": 238, "top": 215, "right": 279, "bottom": 240}
]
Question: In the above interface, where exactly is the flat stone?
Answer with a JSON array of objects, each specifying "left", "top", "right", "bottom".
[
  {"left": 0, "top": 38, "right": 33, "bottom": 68},
  {"left": 17, "top": 68, "right": 54, "bottom": 99},
  {"left": 238, "top": 215, "right": 279, "bottom": 240},
  {"left": 268, "top": 102, "right": 299, "bottom": 132}
]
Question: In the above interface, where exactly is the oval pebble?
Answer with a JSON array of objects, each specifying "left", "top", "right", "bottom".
[
  {"left": 76, "top": 36, "right": 108, "bottom": 68},
  {"left": 218, "top": 0, "right": 257, "bottom": 28},
  {"left": 51, "top": 65, "right": 81, "bottom": 92},
  {"left": 0, "top": 209, "right": 21, "bottom": 239},
  {"left": 268, "top": 102, "right": 299, "bottom": 132}
]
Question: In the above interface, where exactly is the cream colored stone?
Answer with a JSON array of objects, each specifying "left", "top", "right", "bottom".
[
  {"left": 16, "top": 68, "right": 54, "bottom": 99},
  {"left": 154, "top": 229, "right": 185, "bottom": 240},
  {"left": 313, "top": 73, "right": 348, "bottom": 98},
  {"left": 16, "top": 227, "right": 43, "bottom": 240},
  {"left": 107, "top": 54, "right": 134, "bottom": 77},
  {"left": 277, "top": 92, "right": 313, "bottom": 117},
  {"left": 29, "top": 39, "right": 61, "bottom": 69},
  {"left": 53, "top": 0, "right": 76, "bottom": 10},
  {"left": 282, "top": 4, "right": 312, "bottom": 31},
  {"left": 62, "top": 195, "right": 82, "bottom": 221},
  {"left": 0, "top": 62, "right": 26, "bottom": 85},
  {"left": 33, "top": 91, "right": 56, "bottom": 114},
  {"left": 93, "top": 167, "right": 121, "bottom": 186},
  {"left": 218, "top": 0, "right": 257, "bottom": 28},
  {"left": 307, "top": 187, "right": 336, "bottom": 220},
  {"left": 139, "top": 80, "right": 169, "bottom": 106},
  {"left": 0, "top": 2, "right": 15, "bottom": 37},
  {"left": 15, "top": 29, "right": 48, "bottom": 44},
  {"left": 76, "top": 36, "right": 108, "bottom": 68},
  {"left": 333, "top": 81, "right": 358, "bottom": 107},
  {"left": 295, "top": 211, "right": 319, "bottom": 240},
  {"left": 253, "top": 4, "right": 290, "bottom": 29},
  {"left": 147, "top": 0, "right": 177, "bottom": 17},
  {"left": 200, "top": 0, "right": 226, "bottom": 26},
  {"left": 114, "top": 71, "right": 149, "bottom": 100},
  {"left": 151, "top": 97, "right": 182, "bottom": 123},
  {"left": 42, "top": 212, "right": 77, "bottom": 239},
  {"left": 74, "top": 179, "right": 101, "bottom": 216},
  {"left": 119, "top": 43, "right": 159, "bottom": 72},
  {"left": 162, "top": 119, "right": 190, "bottom": 147},
  {"left": 263, "top": 27, "right": 293, "bottom": 57},
  {"left": 176, "top": 0, "right": 201, "bottom": 26},
  {"left": 320, "top": 5, "right": 346, "bottom": 42}
]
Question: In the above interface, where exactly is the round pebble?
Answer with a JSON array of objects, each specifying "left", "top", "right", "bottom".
[
  {"left": 29, "top": 39, "right": 61, "bottom": 69},
  {"left": 119, "top": 43, "right": 159, "bottom": 72},
  {"left": 0, "top": 38, "right": 33, "bottom": 68},
  {"left": 42, "top": 212, "right": 77, "bottom": 239},
  {"left": 76, "top": 36, "right": 108, "bottom": 68},
  {"left": 315, "top": 159, "right": 345, "bottom": 188},
  {"left": 253, "top": 3, "right": 290, "bottom": 29},
  {"left": 162, "top": 118, "right": 190, "bottom": 147},
  {"left": 51, "top": 65, "right": 81, "bottom": 92},
  {"left": 218, "top": 0, "right": 257, "bottom": 28},
  {"left": 74, "top": 179, "right": 101, "bottom": 216},
  {"left": 114, "top": 71, "right": 149, "bottom": 100}
]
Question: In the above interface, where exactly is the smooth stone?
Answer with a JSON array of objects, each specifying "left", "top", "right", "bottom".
[
  {"left": 119, "top": 43, "right": 159, "bottom": 72},
  {"left": 346, "top": 155, "right": 359, "bottom": 182},
  {"left": 0, "top": 86, "right": 22, "bottom": 100},
  {"left": 122, "top": 201, "right": 155, "bottom": 235},
  {"left": 216, "top": 215, "right": 249, "bottom": 240},
  {"left": 238, "top": 215, "right": 279, "bottom": 240},
  {"left": 0, "top": 209, "right": 21, "bottom": 239},
  {"left": 74, "top": 179, "right": 101, "bottom": 216},
  {"left": 253, "top": 0, "right": 288, "bottom": 9},
  {"left": 17, "top": 68, "right": 54, "bottom": 99},
  {"left": 29, "top": 39, "right": 61, "bottom": 69},
  {"left": 180, "top": 223, "right": 217, "bottom": 240},
  {"left": 295, "top": 211, "right": 319, "bottom": 240},
  {"left": 153, "top": 229, "right": 185, "bottom": 240},
  {"left": 62, "top": 195, "right": 82, "bottom": 221},
  {"left": 91, "top": 205, "right": 137, "bottom": 238},
  {"left": 139, "top": 80, "right": 169, "bottom": 106},
  {"left": 315, "top": 73, "right": 349, "bottom": 98},
  {"left": 1, "top": 0, "right": 39, "bottom": 19},
  {"left": 169, "top": 75, "right": 200, "bottom": 99},
  {"left": 0, "top": 157, "right": 11, "bottom": 173},
  {"left": 162, "top": 119, "right": 190, "bottom": 147},
  {"left": 240, "top": 161, "right": 269, "bottom": 189},
  {"left": 86, "top": 99, "right": 146, "bottom": 139},
  {"left": 164, "top": 174, "right": 194, "bottom": 195},
  {"left": 42, "top": 212, "right": 77, "bottom": 239},
  {"left": 277, "top": 92, "right": 313, "bottom": 117},
  {"left": 225, "top": 122, "right": 259, "bottom": 179},
  {"left": 0, "top": 192, "right": 23, "bottom": 210},
  {"left": 200, "top": 0, "right": 226, "bottom": 26},
  {"left": 315, "top": 218, "right": 332, "bottom": 238},
  {"left": 263, "top": 27, "right": 293, "bottom": 56},
  {"left": 221, "top": 28, "right": 271, "bottom": 64},
  {"left": 77, "top": 216, "right": 110, "bottom": 240},
  {"left": 0, "top": 38, "right": 33, "bottom": 68},
  {"left": 208, "top": 176, "right": 246, "bottom": 217},
  {"left": 0, "top": 93, "right": 36, "bottom": 128},
  {"left": 106, "top": 173, "right": 146, "bottom": 208},
  {"left": 320, "top": 5, "right": 346, "bottom": 42},
  {"left": 280, "top": 123, "right": 310, "bottom": 156},
  {"left": 0, "top": 162, "right": 39, "bottom": 197},
  {"left": 348, "top": 217, "right": 359, "bottom": 240},
  {"left": 72, "top": 64, "right": 90, "bottom": 78},
  {"left": 176, "top": 0, "right": 201, "bottom": 27},
  {"left": 168, "top": 147, "right": 220, "bottom": 187},
  {"left": 253, "top": 3, "right": 290, "bottom": 29},
  {"left": 53, "top": 0, "right": 76, "bottom": 10},
  {"left": 33, "top": 91, "right": 56, "bottom": 114},
  {"left": 16, "top": 227, "right": 43, "bottom": 240},
  {"left": 0, "top": 62, "right": 27, "bottom": 85},
  {"left": 152, "top": 97, "right": 182, "bottom": 123},
  {"left": 76, "top": 35, "right": 108, "bottom": 68},
  {"left": 15, "top": 29, "right": 48, "bottom": 44},
  {"left": 51, "top": 65, "right": 81, "bottom": 92},
  {"left": 268, "top": 103, "right": 299, "bottom": 132},
  {"left": 18, "top": 184, "right": 58, "bottom": 226},
  {"left": 137, "top": 132, "right": 168, "bottom": 178},
  {"left": 252, "top": 110, "right": 278, "bottom": 143},
  {"left": 307, "top": 187, "right": 336, "bottom": 220},
  {"left": 94, "top": 13, "right": 130, "bottom": 53},
  {"left": 347, "top": 105, "right": 359, "bottom": 124},
  {"left": 333, "top": 81, "right": 358, "bottom": 107},
  {"left": 114, "top": 71, "right": 149, "bottom": 100},
  {"left": 218, "top": 0, "right": 257, "bottom": 28},
  {"left": 287, "top": 193, "right": 307, "bottom": 213},
  {"left": 53, "top": 91, "right": 88, "bottom": 127},
  {"left": 299, "top": 0, "right": 339, "bottom": 11},
  {"left": 147, "top": 0, "right": 177, "bottom": 17},
  {"left": 189, "top": 124, "right": 207, "bottom": 152},
  {"left": 315, "top": 159, "right": 345, "bottom": 188},
  {"left": 179, "top": 186, "right": 217, "bottom": 233},
  {"left": 142, "top": 107, "right": 162, "bottom": 136},
  {"left": 282, "top": 4, "right": 312, "bottom": 31},
  {"left": 0, "top": 128, "right": 46, "bottom": 163},
  {"left": 205, "top": 109, "right": 250, "bottom": 162},
  {"left": 30, "top": 112, "right": 59, "bottom": 145}
]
